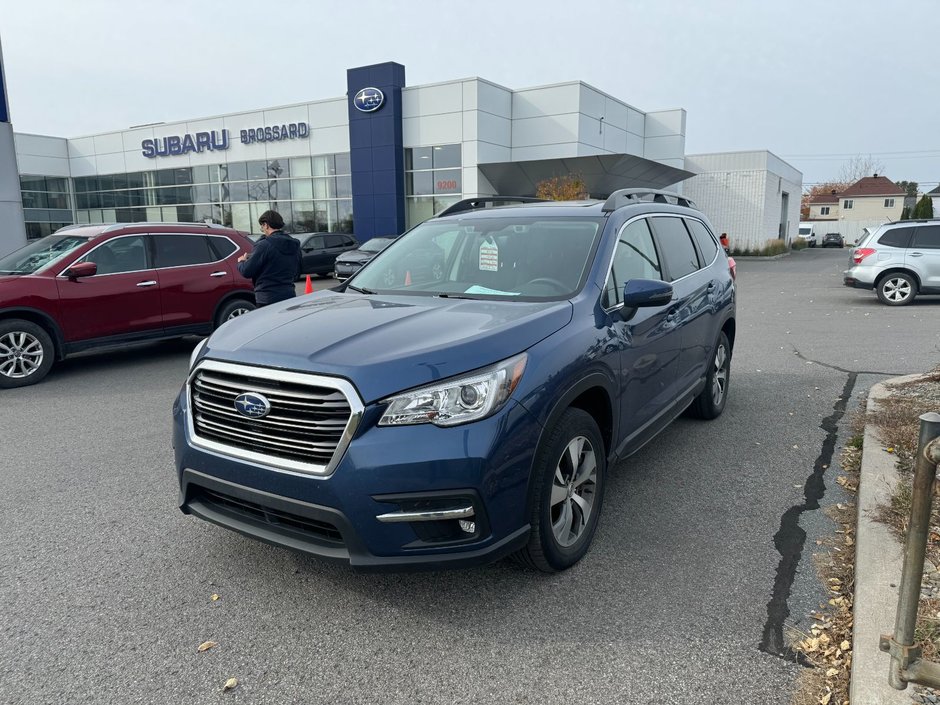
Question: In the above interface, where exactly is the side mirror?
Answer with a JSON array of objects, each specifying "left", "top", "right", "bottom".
[
  {"left": 65, "top": 261, "right": 98, "bottom": 279},
  {"left": 622, "top": 279, "right": 674, "bottom": 308}
]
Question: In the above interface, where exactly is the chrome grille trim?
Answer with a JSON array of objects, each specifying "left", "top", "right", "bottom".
[{"left": 186, "top": 359, "right": 364, "bottom": 476}]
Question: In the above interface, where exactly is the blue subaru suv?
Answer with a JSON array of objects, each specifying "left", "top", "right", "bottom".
[{"left": 173, "top": 189, "right": 736, "bottom": 572}]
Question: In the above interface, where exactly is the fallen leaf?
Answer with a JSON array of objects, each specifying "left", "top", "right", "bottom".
[
  {"left": 211, "top": 594, "right": 220, "bottom": 601},
  {"left": 820, "top": 692, "right": 832, "bottom": 705},
  {"left": 223, "top": 678, "right": 238, "bottom": 692},
  {"left": 840, "top": 640, "right": 850, "bottom": 650},
  {"left": 197, "top": 641, "right": 218, "bottom": 653}
]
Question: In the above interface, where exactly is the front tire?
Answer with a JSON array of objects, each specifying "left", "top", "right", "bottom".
[
  {"left": 876, "top": 272, "right": 917, "bottom": 306},
  {"left": 0, "top": 319, "right": 55, "bottom": 389},
  {"left": 516, "top": 408, "right": 606, "bottom": 572},
  {"left": 215, "top": 299, "right": 256, "bottom": 328},
  {"left": 688, "top": 331, "right": 731, "bottom": 419}
]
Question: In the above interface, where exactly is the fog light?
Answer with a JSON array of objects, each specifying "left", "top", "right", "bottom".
[{"left": 458, "top": 519, "right": 476, "bottom": 534}]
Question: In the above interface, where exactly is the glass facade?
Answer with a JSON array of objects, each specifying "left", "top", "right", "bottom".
[
  {"left": 72, "top": 153, "right": 353, "bottom": 235},
  {"left": 405, "top": 144, "right": 462, "bottom": 229},
  {"left": 20, "top": 175, "right": 73, "bottom": 239}
]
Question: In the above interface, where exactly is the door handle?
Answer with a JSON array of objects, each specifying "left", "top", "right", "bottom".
[
  {"left": 136, "top": 280, "right": 158, "bottom": 287},
  {"left": 210, "top": 271, "right": 227, "bottom": 277},
  {"left": 707, "top": 281, "right": 717, "bottom": 291},
  {"left": 910, "top": 252, "right": 923, "bottom": 257}
]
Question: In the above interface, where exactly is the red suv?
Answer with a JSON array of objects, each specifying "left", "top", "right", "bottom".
[{"left": 0, "top": 222, "right": 256, "bottom": 388}]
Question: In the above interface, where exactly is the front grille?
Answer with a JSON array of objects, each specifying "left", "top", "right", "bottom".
[
  {"left": 189, "top": 362, "right": 357, "bottom": 472},
  {"left": 193, "top": 486, "right": 344, "bottom": 544}
]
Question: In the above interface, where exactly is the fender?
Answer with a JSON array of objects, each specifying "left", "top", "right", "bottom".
[
  {"left": 0, "top": 306, "right": 66, "bottom": 360},
  {"left": 211, "top": 291, "right": 256, "bottom": 325},
  {"left": 522, "top": 369, "right": 618, "bottom": 518}
]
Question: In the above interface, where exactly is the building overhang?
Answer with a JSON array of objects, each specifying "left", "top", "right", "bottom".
[{"left": 477, "top": 154, "right": 696, "bottom": 198}]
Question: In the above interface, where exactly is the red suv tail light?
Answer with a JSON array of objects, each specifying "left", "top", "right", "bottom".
[{"left": 853, "top": 248, "right": 876, "bottom": 264}]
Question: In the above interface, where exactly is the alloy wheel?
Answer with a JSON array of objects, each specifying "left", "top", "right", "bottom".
[
  {"left": 712, "top": 342, "right": 729, "bottom": 406},
  {"left": 550, "top": 436, "right": 598, "bottom": 547},
  {"left": 226, "top": 306, "right": 252, "bottom": 320},
  {"left": 0, "top": 331, "right": 45, "bottom": 379},
  {"left": 883, "top": 277, "right": 912, "bottom": 303}
]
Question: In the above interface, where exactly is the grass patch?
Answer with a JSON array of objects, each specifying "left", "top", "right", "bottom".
[
  {"left": 791, "top": 239, "right": 809, "bottom": 251},
  {"left": 730, "top": 238, "right": 790, "bottom": 257}
]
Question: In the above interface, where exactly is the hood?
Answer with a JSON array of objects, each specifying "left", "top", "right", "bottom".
[
  {"left": 204, "top": 291, "right": 572, "bottom": 402},
  {"left": 335, "top": 249, "right": 373, "bottom": 263}
]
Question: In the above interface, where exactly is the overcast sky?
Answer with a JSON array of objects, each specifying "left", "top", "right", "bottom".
[{"left": 3, "top": 0, "right": 938, "bottom": 188}]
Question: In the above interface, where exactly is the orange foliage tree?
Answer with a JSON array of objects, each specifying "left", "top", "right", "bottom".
[{"left": 536, "top": 174, "right": 589, "bottom": 201}]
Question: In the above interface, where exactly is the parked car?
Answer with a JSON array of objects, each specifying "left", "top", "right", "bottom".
[
  {"left": 333, "top": 237, "right": 396, "bottom": 281},
  {"left": 0, "top": 222, "right": 256, "bottom": 388},
  {"left": 297, "top": 232, "right": 358, "bottom": 277},
  {"left": 822, "top": 232, "right": 844, "bottom": 248},
  {"left": 798, "top": 222, "right": 818, "bottom": 247},
  {"left": 844, "top": 219, "right": 940, "bottom": 305},
  {"left": 174, "top": 189, "right": 736, "bottom": 572}
]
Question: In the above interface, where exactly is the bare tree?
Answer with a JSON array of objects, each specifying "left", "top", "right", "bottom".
[{"left": 837, "top": 155, "right": 887, "bottom": 185}]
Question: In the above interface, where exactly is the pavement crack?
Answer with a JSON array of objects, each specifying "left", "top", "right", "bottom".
[
  {"left": 791, "top": 348, "right": 906, "bottom": 377},
  {"left": 758, "top": 371, "right": 857, "bottom": 662}
]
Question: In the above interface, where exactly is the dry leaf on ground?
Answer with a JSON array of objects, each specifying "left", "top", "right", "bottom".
[{"left": 197, "top": 641, "right": 217, "bottom": 653}]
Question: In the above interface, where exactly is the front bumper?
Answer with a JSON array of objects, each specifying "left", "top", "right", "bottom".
[{"left": 173, "top": 387, "right": 540, "bottom": 571}]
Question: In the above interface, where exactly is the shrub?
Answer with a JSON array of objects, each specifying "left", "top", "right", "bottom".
[
  {"left": 791, "top": 238, "right": 808, "bottom": 251},
  {"left": 730, "top": 239, "right": 789, "bottom": 257}
]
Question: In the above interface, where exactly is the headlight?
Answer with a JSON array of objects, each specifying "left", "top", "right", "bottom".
[
  {"left": 189, "top": 338, "right": 209, "bottom": 370},
  {"left": 379, "top": 353, "right": 527, "bottom": 427}
]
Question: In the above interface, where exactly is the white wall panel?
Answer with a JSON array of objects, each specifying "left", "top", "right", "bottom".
[
  {"left": 14, "top": 133, "right": 69, "bottom": 158},
  {"left": 579, "top": 85, "right": 606, "bottom": 119},
  {"left": 644, "top": 135, "right": 685, "bottom": 162},
  {"left": 477, "top": 110, "right": 511, "bottom": 146},
  {"left": 512, "top": 83, "right": 580, "bottom": 119},
  {"left": 93, "top": 132, "right": 124, "bottom": 155},
  {"left": 16, "top": 154, "right": 71, "bottom": 176},
  {"left": 68, "top": 156, "right": 97, "bottom": 177},
  {"left": 68, "top": 137, "right": 96, "bottom": 159},
  {"left": 402, "top": 113, "right": 462, "bottom": 146},
  {"left": 626, "top": 108, "right": 645, "bottom": 137},
  {"left": 461, "top": 80, "right": 478, "bottom": 112},
  {"left": 602, "top": 125, "right": 628, "bottom": 154},
  {"left": 411, "top": 82, "right": 463, "bottom": 116},
  {"left": 476, "top": 141, "right": 511, "bottom": 164},
  {"left": 512, "top": 144, "right": 580, "bottom": 161},
  {"left": 645, "top": 109, "right": 686, "bottom": 138},
  {"left": 121, "top": 127, "right": 154, "bottom": 155},
  {"left": 307, "top": 99, "right": 348, "bottom": 128},
  {"left": 511, "top": 114, "right": 579, "bottom": 148},
  {"left": 95, "top": 152, "right": 126, "bottom": 174},
  {"left": 477, "top": 80, "right": 512, "bottom": 117},
  {"left": 308, "top": 125, "right": 349, "bottom": 153},
  {"left": 577, "top": 115, "right": 606, "bottom": 150}
]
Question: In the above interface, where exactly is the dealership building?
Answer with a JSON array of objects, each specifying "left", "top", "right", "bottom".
[{"left": 1, "top": 57, "right": 801, "bottom": 258}]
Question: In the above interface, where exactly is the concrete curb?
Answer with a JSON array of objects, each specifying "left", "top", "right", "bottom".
[
  {"left": 851, "top": 375, "right": 928, "bottom": 704},
  {"left": 729, "top": 251, "right": 792, "bottom": 260}
]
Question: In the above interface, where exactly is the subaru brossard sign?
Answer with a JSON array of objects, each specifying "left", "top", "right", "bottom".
[
  {"left": 141, "top": 122, "right": 309, "bottom": 158},
  {"left": 353, "top": 87, "right": 385, "bottom": 113}
]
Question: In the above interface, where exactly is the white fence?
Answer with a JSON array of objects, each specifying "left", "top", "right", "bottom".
[{"left": 806, "top": 219, "right": 890, "bottom": 246}]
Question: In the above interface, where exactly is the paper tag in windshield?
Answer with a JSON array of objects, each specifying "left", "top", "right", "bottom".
[{"left": 479, "top": 241, "right": 499, "bottom": 272}]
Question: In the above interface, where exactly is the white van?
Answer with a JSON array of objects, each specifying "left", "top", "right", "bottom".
[{"left": 797, "top": 222, "right": 817, "bottom": 248}]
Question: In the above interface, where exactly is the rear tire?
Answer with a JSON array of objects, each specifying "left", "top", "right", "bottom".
[
  {"left": 876, "top": 272, "right": 917, "bottom": 306},
  {"left": 215, "top": 299, "right": 256, "bottom": 328},
  {"left": 0, "top": 319, "right": 55, "bottom": 389},
  {"left": 516, "top": 408, "right": 606, "bottom": 573},
  {"left": 688, "top": 331, "right": 731, "bottom": 420}
]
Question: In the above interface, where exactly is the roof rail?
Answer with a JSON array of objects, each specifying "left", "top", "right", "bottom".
[
  {"left": 436, "top": 196, "right": 548, "bottom": 217},
  {"left": 601, "top": 189, "right": 697, "bottom": 212},
  {"left": 54, "top": 223, "right": 93, "bottom": 233},
  {"left": 100, "top": 221, "right": 228, "bottom": 233}
]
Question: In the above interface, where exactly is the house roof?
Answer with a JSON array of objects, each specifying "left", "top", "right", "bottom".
[
  {"left": 809, "top": 192, "right": 840, "bottom": 204},
  {"left": 840, "top": 175, "right": 904, "bottom": 198},
  {"left": 928, "top": 185, "right": 940, "bottom": 196}
]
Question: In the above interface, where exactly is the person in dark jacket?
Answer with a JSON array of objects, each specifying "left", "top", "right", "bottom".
[{"left": 237, "top": 210, "right": 302, "bottom": 306}]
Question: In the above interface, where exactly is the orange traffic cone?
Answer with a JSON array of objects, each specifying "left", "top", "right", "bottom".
[
  {"left": 404, "top": 271, "right": 412, "bottom": 286},
  {"left": 304, "top": 275, "right": 313, "bottom": 294}
]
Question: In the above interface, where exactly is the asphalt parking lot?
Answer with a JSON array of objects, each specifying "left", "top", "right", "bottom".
[{"left": 2, "top": 248, "right": 939, "bottom": 704}]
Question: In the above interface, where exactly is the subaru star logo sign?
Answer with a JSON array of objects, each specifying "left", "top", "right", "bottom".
[
  {"left": 353, "top": 87, "right": 385, "bottom": 113},
  {"left": 234, "top": 392, "right": 272, "bottom": 419}
]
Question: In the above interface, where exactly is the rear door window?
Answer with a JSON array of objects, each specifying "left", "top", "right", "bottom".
[
  {"left": 878, "top": 227, "right": 913, "bottom": 248},
  {"left": 685, "top": 219, "right": 719, "bottom": 263},
  {"left": 325, "top": 234, "right": 345, "bottom": 248},
  {"left": 650, "top": 216, "right": 700, "bottom": 281},
  {"left": 153, "top": 234, "right": 214, "bottom": 268},
  {"left": 208, "top": 236, "right": 237, "bottom": 259},
  {"left": 911, "top": 225, "right": 940, "bottom": 249}
]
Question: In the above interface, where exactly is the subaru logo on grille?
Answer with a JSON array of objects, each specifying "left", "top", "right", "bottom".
[
  {"left": 353, "top": 87, "right": 385, "bottom": 113},
  {"left": 234, "top": 392, "right": 271, "bottom": 419}
]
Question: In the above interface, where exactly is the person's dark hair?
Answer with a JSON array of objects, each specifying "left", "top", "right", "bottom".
[{"left": 258, "top": 210, "right": 284, "bottom": 230}]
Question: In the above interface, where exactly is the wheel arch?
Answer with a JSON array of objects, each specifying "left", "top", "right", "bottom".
[
  {"left": 876, "top": 267, "right": 921, "bottom": 289},
  {"left": 0, "top": 307, "right": 65, "bottom": 360},
  {"left": 212, "top": 291, "right": 256, "bottom": 326}
]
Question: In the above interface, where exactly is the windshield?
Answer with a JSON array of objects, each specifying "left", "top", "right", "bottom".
[
  {"left": 361, "top": 238, "right": 394, "bottom": 253},
  {"left": 351, "top": 216, "right": 604, "bottom": 300},
  {"left": 0, "top": 235, "right": 91, "bottom": 275},
  {"left": 799, "top": 227, "right": 811, "bottom": 235}
]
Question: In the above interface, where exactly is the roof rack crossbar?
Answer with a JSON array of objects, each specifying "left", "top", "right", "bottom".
[
  {"left": 99, "top": 222, "right": 225, "bottom": 233},
  {"left": 602, "top": 189, "right": 697, "bottom": 212},
  {"left": 435, "top": 196, "right": 548, "bottom": 217}
]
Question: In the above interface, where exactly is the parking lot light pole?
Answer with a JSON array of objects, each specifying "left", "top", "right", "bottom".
[{"left": 881, "top": 412, "right": 940, "bottom": 690}]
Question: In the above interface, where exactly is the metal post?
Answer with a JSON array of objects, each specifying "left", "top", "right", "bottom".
[{"left": 885, "top": 412, "right": 940, "bottom": 689}]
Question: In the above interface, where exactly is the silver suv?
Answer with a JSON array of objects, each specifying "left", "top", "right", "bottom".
[{"left": 843, "top": 220, "right": 940, "bottom": 305}]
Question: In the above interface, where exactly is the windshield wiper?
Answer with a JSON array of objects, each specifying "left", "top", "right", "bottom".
[
  {"left": 434, "top": 292, "right": 473, "bottom": 299},
  {"left": 0, "top": 270, "right": 21, "bottom": 275},
  {"left": 346, "top": 284, "right": 375, "bottom": 295}
]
